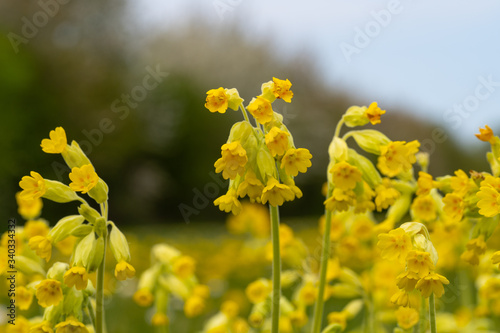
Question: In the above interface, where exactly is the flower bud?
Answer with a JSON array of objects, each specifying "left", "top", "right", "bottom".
[
  {"left": 48, "top": 215, "right": 85, "bottom": 243},
  {"left": 228, "top": 121, "right": 254, "bottom": 146},
  {"left": 138, "top": 265, "right": 161, "bottom": 291},
  {"left": 109, "top": 222, "right": 131, "bottom": 263},
  {"left": 78, "top": 204, "right": 101, "bottom": 224},
  {"left": 47, "top": 262, "right": 69, "bottom": 281},
  {"left": 226, "top": 88, "right": 244, "bottom": 111},
  {"left": 61, "top": 140, "right": 92, "bottom": 169},
  {"left": 159, "top": 275, "right": 190, "bottom": 300},
  {"left": 347, "top": 149, "right": 382, "bottom": 188},
  {"left": 260, "top": 81, "right": 276, "bottom": 103},
  {"left": 256, "top": 146, "right": 276, "bottom": 180},
  {"left": 342, "top": 299, "right": 363, "bottom": 319},
  {"left": 343, "top": 106, "right": 369, "bottom": 128},
  {"left": 328, "top": 137, "right": 348, "bottom": 162},
  {"left": 88, "top": 179, "right": 108, "bottom": 204},
  {"left": 73, "top": 232, "right": 104, "bottom": 273},
  {"left": 321, "top": 323, "right": 343, "bottom": 333},
  {"left": 15, "top": 255, "right": 46, "bottom": 276},
  {"left": 71, "top": 225, "right": 93, "bottom": 238},
  {"left": 349, "top": 130, "right": 390, "bottom": 155},
  {"left": 63, "top": 288, "right": 84, "bottom": 316},
  {"left": 152, "top": 244, "right": 181, "bottom": 264},
  {"left": 43, "top": 180, "right": 80, "bottom": 203}
]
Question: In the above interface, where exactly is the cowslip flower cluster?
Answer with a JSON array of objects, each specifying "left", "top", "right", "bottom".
[{"left": 205, "top": 78, "right": 312, "bottom": 214}]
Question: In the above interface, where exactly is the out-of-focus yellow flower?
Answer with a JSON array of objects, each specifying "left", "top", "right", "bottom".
[
  {"left": 245, "top": 279, "right": 271, "bottom": 304},
  {"left": 327, "top": 311, "right": 347, "bottom": 330},
  {"left": 133, "top": 288, "right": 154, "bottom": 307},
  {"left": 396, "top": 270, "right": 420, "bottom": 292},
  {"left": 326, "top": 257, "right": 341, "bottom": 281},
  {"left": 406, "top": 251, "right": 435, "bottom": 278},
  {"left": 411, "top": 195, "right": 437, "bottom": 222},
  {"left": 475, "top": 125, "right": 494, "bottom": 142},
  {"left": 247, "top": 96, "right": 274, "bottom": 124},
  {"left": 416, "top": 172, "right": 435, "bottom": 196},
  {"left": 281, "top": 148, "right": 312, "bottom": 177},
  {"left": 330, "top": 161, "right": 362, "bottom": 190},
  {"left": 184, "top": 295, "right": 205, "bottom": 317},
  {"left": 29, "top": 235, "right": 52, "bottom": 261},
  {"left": 193, "top": 284, "right": 210, "bottom": 299},
  {"left": 152, "top": 313, "right": 169, "bottom": 326},
  {"left": 221, "top": 300, "right": 240, "bottom": 319},
  {"left": 271, "top": 77, "right": 293, "bottom": 103},
  {"left": 289, "top": 309, "right": 308, "bottom": 328},
  {"left": 214, "top": 188, "right": 242, "bottom": 215},
  {"left": 205, "top": 87, "right": 229, "bottom": 113},
  {"left": 492, "top": 251, "right": 500, "bottom": 267},
  {"left": 30, "top": 321, "right": 54, "bottom": 333},
  {"left": 23, "top": 219, "right": 49, "bottom": 239},
  {"left": 377, "top": 228, "right": 412, "bottom": 263},
  {"left": 114, "top": 260, "right": 136, "bottom": 280},
  {"left": 35, "top": 279, "right": 63, "bottom": 307},
  {"left": 415, "top": 272, "right": 449, "bottom": 298},
  {"left": 324, "top": 188, "right": 356, "bottom": 212},
  {"left": 16, "top": 192, "right": 43, "bottom": 220},
  {"left": 54, "top": 317, "right": 89, "bottom": 333},
  {"left": 237, "top": 170, "right": 264, "bottom": 202},
  {"left": 375, "top": 179, "right": 400, "bottom": 211},
  {"left": 365, "top": 102, "right": 385, "bottom": 125},
  {"left": 265, "top": 127, "right": 289, "bottom": 157},
  {"left": 319, "top": 214, "right": 345, "bottom": 241},
  {"left": 261, "top": 177, "right": 295, "bottom": 207},
  {"left": 19, "top": 171, "right": 46, "bottom": 200},
  {"left": 41, "top": 127, "right": 67, "bottom": 154},
  {"left": 395, "top": 306, "right": 419, "bottom": 330},
  {"left": 442, "top": 193, "right": 464, "bottom": 222},
  {"left": 461, "top": 235, "right": 487, "bottom": 266},
  {"left": 298, "top": 281, "right": 317, "bottom": 306},
  {"left": 55, "top": 235, "right": 77, "bottom": 257},
  {"left": 64, "top": 266, "right": 88, "bottom": 290},
  {"left": 17, "top": 286, "right": 33, "bottom": 310},
  {"left": 390, "top": 289, "right": 412, "bottom": 307},
  {"left": 6, "top": 316, "right": 30, "bottom": 333},
  {"left": 377, "top": 141, "right": 420, "bottom": 177},
  {"left": 450, "top": 169, "right": 473, "bottom": 196},
  {"left": 172, "top": 255, "right": 196, "bottom": 279},
  {"left": 69, "top": 164, "right": 98, "bottom": 194}
]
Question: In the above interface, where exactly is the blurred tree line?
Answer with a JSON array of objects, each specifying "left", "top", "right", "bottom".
[{"left": 0, "top": 0, "right": 491, "bottom": 226}]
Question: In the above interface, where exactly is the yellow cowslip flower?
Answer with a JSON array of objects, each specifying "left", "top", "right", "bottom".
[
  {"left": 133, "top": 288, "right": 154, "bottom": 307},
  {"left": 184, "top": 295, "right": 205, "bottom": 317},
  {"left": 19, "top": 171, "right": 46, "bottom": 200},
  {"left": 214, "top": 188, "right": 242, "bottom": 215},
  {"left": 326, "top": 257, "right": 341, "bottom": 281},
  {"left": 479, "top": 277, "right": 500, "bottom": 301},
  {"left": 272, "top": 77, "right": 293, "bottom": 103},
  {"left": 29, "top": 235, "right": 52, "bottom": 261},
  {"left": 477, "top": 184, "right": 500, "bottom": 217},
  {"left": 351, "top": 216, "right": 375, "bottom": 241},
  {"left": 232, "top": 318, "right": 249, "bottom": 333},
  {"left": 354, "top": 182, "right": 376, "bottom": 214},
  {"left": 221, "top": 300, "right": 239, "bottom": 319},
  {"left": 319, "top": 214, "right": 345, "bottom": 241},
  {"left": 205, "top": 87, "right": 229, "bottom": 113},
  {"left": 330, "top": 161, "right": 362, "bottom": 190},
  {"left": 390, "top": 289, "right": 412, "bottom": 307},
  {"left": 289, "top": 310, "right": 308, "bottom": 328},
  {"left": 324, "top": 188, "right": 356, "bottom": 212},
  {"left": 461, "top": 235, "right": 487, "bottom": 266},
  {"left": 247, "top": 96, "right": 274, "bottom": 124},
  {"left": 30, "top": 321, "right": 54, "bottom": 333},
  {"left": 23, "top": 219, "right": 50, "bottom": 239},
  {"left": 192, "top": 284, "right": 210, "bottom": 299},
  {"left": 152, "top": 313, "right": 169, "bottom": 326},
  {"left": 416, "top": 171, "right": 435, "bottom": 196},
  {"left": 450, "top": 169, "right": 473, "bottom": 197},
  {"left": 172, "top": 255, "right": 196, "bottom": 279},
  {"left": 237, "top": 170, "right": 264, "bottom": 202},
  {"left": 41, "top": 127, "right": 67, "bottom": 154},
  {"left": 69, "top": 164, "right": 98, "bottom": 194},
  {"left": 374, "top": 179, "right": 400, "bottom": 211},
  {"left": 492, "top": 251, "right": 500, "bottom": 267},
  {"left": 214, "top": 141, "right": 248, "bottom": 180},
  {"left": 17, "top": 286, "right": 33, "bottom": 310},
  {"left": 261, "top": 177, "right": 295, "bottom": 207},
  {"left": 16, "top": 192, "right": 43, "bottom": 220},
  {"left": 377, "top": 228, "right": 412, "bottom": 263},
  {"left": 475, "top": 125, "right": 494, "bottom": 142},
  {"left": 395, "top": 306, "right": 419, "bottom": 330},
  {"left": 245, "top": 279, "right": 271, "bottom": 304},
  {"left": 365, "top": 102, "right": 385, "bottom": 125},
  {"left": 415, "top": 272, "right": 449, "bottom": 298},
  {"left": 54, "top": 317, "right": 89, "bottom": 333},
  {"left": 327, "top": 311, "right": 347, "bottom": 330},
  {"left": 442, "top": 193, "right": 464, "bottom": 222},
  {"left": 114, "top": 260, "right": 136, "bottom": 280},
  {"left": 35, "top": 279, "right": 63, "bottom": 308},
  {"left": 377, "top": 140, "right": 420, "bottom": 177},
  {"left": 411, "top": 195, "right": 437, "bottom": 222},
  {"left": 6, "top": 316, "right": 30, "bottom": 333},
  {"left": 63, "top": 266, "right": 88, "bottom": 290},
  {"left": 406, "top": 250, "right": 435, "bottom": 278},
  {"left": 55, "top": 235, "right": 77, "bottom": 257},
  {"left": 298, "top": 281, "right": 317, "bottom": 306},
  {"left": 265, "top": 127, "right": 289, "bottom": 157},
  {"left": 281, "top": 148, "right": 312, "bottom": 177},
  {"left": 396, "top": 270, "right": 420, "bottom": 292}
]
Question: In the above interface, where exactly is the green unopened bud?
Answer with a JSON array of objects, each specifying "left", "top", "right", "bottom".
[
  {"left": 228, "top": 121, "right": 254, "bottom": 148},
  {"left": 61, "top": 140, "right": 92, "bottom": 169},
  {"left": 343, "top": 105, "right": 369, "bottom": 128},
  {"left": 88, "top": 179, "right": 108, "bottom": 204},
  {"left": 328, "top": 137, "right": 348, "bottom": 162},
  {"left": 73, "top": 232, "right": 104, "bottom": 273},
  {"left": 320, "top": 323, "right": 343, "bottom": 333},
  {"left": 342, "top": 299, "right": 363, "bottom": 319},
  {"left": 328, "top": 283, "right": 361, "bottom": 298},
  {"left": 78, "top": 204, "right": 101, "bottom": 224},
  {"left": 138, "top": 265, "right": 161, "bottom": 290},
  {"left": 249, "top": 301, "right": 270, "bottom": 328},
  {"left": 109, "top": 222, "right": 130, "bottom": 263},
  {"left": 256, "top": 146, "right": 276, "bottom": 180},
  {"left": 348, "top": 149, "right": 382, "bottom": 188},
  {"left": 152, "top": 244, "right": 181, "bottom": 264},
  {"left": 281, "top": 270, "right": 299, "bottom": 288},
  {"left": 349, "top": 130, "right": 390, "bottom": 155},
  {"left": 226, "top": 88, "right": 244, "bottom": 111},
  {"left": 159, "top": 275, "right": 190, "bottom": 300},
  {"left": 261, "top": 81, "right": 276, "bottom": 103},
  {"left": 47, "top": 262, "right": 69, "bottom": 281},
  {"left": 15, "top": 255, "right": 46, "bottom": 276},
  {"left": 94, "top": 217, "right": 107, "bottom": 237},
  {"left": 48, "top": 215, "right": 85, "bottom": 243},
  {"left": 43, "top": 180, "right": 80, "bottom": 203},
  {"left": 43, "top": 302, "right": 63, "bottom": 323},
  {"left": 71, "top": 224, "right": 93, "bottom": 238},
  {"left": 63, "top": 288, "right": 84, "bottom": 317},
  {"left": 385, "top": 194, "right": 412, "bottom": 226}
]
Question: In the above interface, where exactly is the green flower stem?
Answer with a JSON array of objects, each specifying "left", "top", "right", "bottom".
[
  {"left": 311, "top": 186, "right": 333, "bottom": 333},
  {"left": 334, "top": 118, "right": 345, "bottom": 138},
  {"left": 363, "top": 293, "right": 374, "bottom": 333},
  {"left": 87, "top": 300, "right": 96, "bottom": 328},
  {"left": 96, "top": 202, "right": 109, "bottom": 333},
  {"left": 239, "top": 104, "right": 250, "bottom": 123},
  {"left": 270, "top": 204, "right": 281, "bottom": 333},
  {"left": 418, "top": 295, "right": 426, "bottom": 333},
  {"left": 429, "top": 294, "right": 437, "bottom": 333}
]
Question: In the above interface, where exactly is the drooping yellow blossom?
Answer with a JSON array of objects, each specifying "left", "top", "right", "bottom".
[
  {"left": 30, "top": 321, "right": 54, "bottom": 333},
  {"left": 330, "top": 161, "right": 362, "bottom": 190},
  {"left": 272, "top": 77, "right": 293, "bottom": 103},
  {"left": 115, "top": 260, "right": 136, "bottom": 280},
  {"left": 461, "top": 235, "right": 487, "bottom": 266},
  {"left": 411, "top": 195, "right": 437, "bottom": 222},
  {"left": 221, "top": 300, "right": 240, "bottom": 319},
  {"left": 152, "top": 313, "right": 169, "bottom": 326},
  {"left": 184, "top": 295, "right": 205, "bottom": 317},
  {"left": 205, "top": 87, "right": 229, "bottom": 113},
  {"left": 17, "top": 286, "right": 33, "bottom": 310},
  {"left": 214, "top": 141, "right": 248, "bottom": 180},
  {"left": 442, "top": 193, "right": 464, "bottom": 222},
  {"left": 237, "top": 170, "right": 264, "bottom": 202},
  {"left": 319, "top": 214, "right": 345, "bottom": 241},
  {"left": 6, "top": 316, "right": 30, "bottom": 333},
  {"left": 395, "top": 306, "right": 419, "bottom": 330},
  {"left": 281, "top": 148, "right": 312, "bottom": 177},
  {"left": 377, "top": 228, "right": 412, "bottom": 262},
  {"left": 69, "top": 164, "right": 99, "bottom": 194},
  {"left": 172, "top": 255, "right": 196, "bottom": 279},
  {"left": 23, "top": 219, "right": 50, "bottom": 239},
  {"left": 289, "top": 310, "right": 308, "bottom": 328},
  {"left": 133, "top": 288, "right": 154, "bottom": 307},
  {"left": 19, "top": 171, "right": 47, "bottom": 200},
  {"left": 265, "top": 127, "right": 289, "bottom": 157},
  {"left": 477, "top": 184, "right": 500, "bottom": 217},
  {"left": 416, "top": 172, "right": 435, "bottom": 196},
  {"left": 247, "top": 96, "right": 274, "bottom": 124},
  {"left": 365, "top": 102, "right": 386, "bottom": 125},
  {"left": 324, "top": 188, "right": 356, "bottom": 212},
  {"left": 354, "top": 182, "right": 376, "bottom": 213},
  {"left": 261, "top": 177, "right": 295, "bottom": 207},
  {"left": 396, "top": 270, "right": 420, "bottom": 292},
  {"left": 29, "top": 235, "right": 52, "bottom": 261},
  {"left": 450, "top": 169, "right": 473, "bottom": 197},
  {"left": 214, "top": 188, "right": 242, "bottom": 215},
  {"left": 41, "top": 127, "right": 67, "bottom": 154},
  {"left": 375, "top": 178, "right": 400, "bottom": 211},
  {"left": 377, "top": 140, "right": 420, "bottom": 177},
  {"left": 35, "top": 279, "right": 63, "bottom": 307},
  {"left": 390, "top": 289, "right": 412, "bottom": 308},
  {"left": 475, "top": 125, "right": 494, "bottom": 142},
  {"left": 245, "top": 279, "right": 271, "bottom": 304},
  {"left": 406, "top": 250, "right": 435, "bottom": 278},
  {"left": 327, "top": 311, "right": 347, "bottom": 330},
  {"left": 54, "top": 317, "right": 89, "bottom": 333},
  {"left": 492, "top": 251, "right": 500, "bottom": 267},
  {"left": 64, "top": 266, "right": 88, "bottom": 290},
  {"left": 192, "top": 284, "right": 210, "bottom": 299},
  {"left": 16, "top": 192, "right": 43, "bottom": 220},
  {"left": 415, "top": 272, "right": 449, "bottom": 298},
  {"left": 298, "top": 281, "right": 317, "bottom": 306}
]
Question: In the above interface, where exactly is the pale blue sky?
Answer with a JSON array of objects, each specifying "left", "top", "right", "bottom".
[{"left": 130, "top": 0, "right": 500, "bottom": 146}]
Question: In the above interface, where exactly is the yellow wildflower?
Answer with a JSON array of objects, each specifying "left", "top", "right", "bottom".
[
  {"left": 247, "top": 96, "right": 274, "bottom": 124},
  {"left": 327, "top": 311, "right": 347, "bottom": 330},
  {"left": 64, "top": 266, "right": 88, "bottom": 290},
  {"left": 41, "top": 127, "right": 67, "bottom": 154},
  {"left": 377, "top": 228, "right": 412, "bottom": 262},
  {"left": 281, "top": 148, "right": 312, "bottom": 177},
  {"left": 19, "top": 171, "right": 46, "bottom": 200},
  {"left": 184, "top": 295, "right": 205, "bottom": 317},
  {"left": 475, "top": 125, "right": 494, "bottom": 142},
  {"left": 354, "top": 182, "right": 376, "bottom": 213},
  {"left": 214, "top": 141, "right": 248, "bottom": 180},
  {"left": 115, "top": 260, "right": 136, "bottom": 280},
  {"left": 324, "top": 188, "right": 356, "bottom": 212},
  {"left": 29, "top": 235, "right": 52, "bottom": 261},
  {"left": 396, "top": 270, "right": 420, "bottom": 292},
  {"left": 272, "top": 77, "right": 293, "bottom": 102},
  {"left": 245, "top": 279, "right": 271, "bottom": 304},
  {"left": 330, "top": 161, "right": 362, "bottom": 190},
  {"left": 442, "top": 193, "right": 464, "bottom": 222},
  {"left": 54, "top": 317, "right": 89, "bottom": 333},
  {"left": 450, "top": 169, "right": 473, "bottom": 197},
  {"left": 390, "top": 289, "right": 412, "bottom": 307},
  {"left": 192, "top": 284, "right": 210, "bottom": 299},
  {"left": 16, "top": 192, "right": 43, "bottom": 220},
  {"left": 415, "top": 272, "right": 449, "bottom": 298},
  {"left": 375, "top": 178, "right": 400, "bottom": 211},
  {"left": 395, "top": 306, "right": 419, "bottom": 330},
  {"left": 411, "top": 195, "right": 437, "bottom": 222},
  {"left": 237, "top": 170, "right": 264, "bottom": 202},
  {"left": 214, "top": 188, "right": 242, "bottom": 215},
  {"left": 205, "top": 87, "right": 229, "bottom": 113},
  {"left": 221, "top": 300, "right": 240, "bottom": 319},
  {"left": 492, "top": 251, "right": 500, "bottom": 267},
  {"left": 35, "top": 279, "right": 63, "bottom": 308},
  {"left": 406, "top": 250, "right": 435, "bottom": 278},
  {"left": 261, "top": 177, "right": 295, "bottom": 207},
  {"left": 23, "top": 219, "right": 49, "bottom": 239},
  {"left": 69, "top": 164, "right": 98, "bottom": 194},
  {"left": 289, "top": 310, "right": 308, "bottom": 328},
  {"left": 416, "top": 171, "right": 435, "bottom": 196},
  {"left": 172, "top": 255, "right": 196, "bottom": 279},
  {"left": 17, "top": 286, "right": 33, "bottom": 310},
  {"left": 365, "top": 102, "right": 385, "bottom": 125},
  {"left": 377, "top": 140, "right": 420, "bottom": 177},
  {"left": 30, "top": 321, "right": 54, "bottom": 333},
  {"left": 6, "top": 316, "right": 30, "bottom": 333},
  {"left": 298, "top": 281, "right": 317, "bottom": 306},
  {"left": 152, "top": 313, "right": 169, "bottom": 326},
  {"left": 265, "top": 127, "right": 289, "bottom": 157},
  {"left": 133, "top": 288, "right": 154, "bottom": 307},
  {"left": 319, "top": 214, "right": 345, "bottom": 241},
  {"left": 477, "top": 184, "right": 500, "bottom": 217},
  {"left": 461, "top": 236, "right": 487, "bottom": 266}
]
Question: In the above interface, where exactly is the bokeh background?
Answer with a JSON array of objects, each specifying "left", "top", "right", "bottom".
[{"left": 1, "top": 0, "right": 500, "bottom": 226}]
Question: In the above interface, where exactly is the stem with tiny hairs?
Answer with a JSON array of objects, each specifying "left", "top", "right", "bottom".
[
  {"left": 96, "top": 202, "right": 109, "bottom": 333},
  {"left": 270, "top": 204, "right": 281, "bottom": 333},
  {"left": 429, "top": 294, "right": 437, "bottom": 333}
]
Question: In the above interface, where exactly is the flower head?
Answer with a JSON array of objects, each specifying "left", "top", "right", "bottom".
[
  {"left": 133, "top": 288, "right": 154, "bottom": 307},
  {"left": 324, "top": 188, "right": 356, "bottom": 212},
  {"left": 35, "top": 279, "right": 63, "bottom": 307},
  {"left": 41, "top": 127, "right": 67, "bottom": 154},
  {"left": 152, "top": 313, "right": 169, "bottom": 326},
  {"left": 375, "top": 178, "right": 400, "bottom": 211},
  {"left": 411, "top": 195, "right": 437, "bottom": 222},
  {"left": 17, "top": 286, "right": 33, "bottom": 310},
  {"left": 205, "top": 87, "right": 229, "bottom": 113},
  {"left": 377, "top": 228, "right": 412, "bottom": 262},
  {"left": 54, "top": 317, "right": 89, "bottom": 333},
  {"left": 261, "top": 177, "right": 295, "bottom": 207},
  {"left": 477, "top": 183, "right": 500, "bottom": 217},
  {"left": 16, "top": 192, "right": 43, "bottom": 220},
  {"left": 184, "top": 295, "right": 205, "bottom": 317},
  {"left": 245, "top": 279, "right": 271, "bottom": 304},
  {"left": 330, "top": 161, "right": 362, "bottom": 190},
  {"left": 115, "top": 260, "right": 136, "bottom": 280},
  {"left": 214, "top": 141, "right": 248, "bottom": 180},
  {"left": 475, "top": 125, "right": 494, "bottom": 142},
  {"left": 416, "top": 171, "right": 435, "bottom": 196},
  {"left": 395, "top": 306, "right": 419, "bottom": 330},
  {"left": 69, "top": 164, "right": 98, "bottom": 194},
  {"left": 247, "top": 96, "right": 274, "bottom": 124},
  {"left": 64, "top": 266, "right": 88, "bottom": 290},
  {"left": 265, "top": 127, "right": 289, "bottom": 157},
  {"left": 214, "top": 188, "right": 242, "bottom": 215},
  {"left": 29, "top": 235, "right": 52, "bottom": 261},
  {"left": 30, "top": 321, "right": 54, "bottom": 333},
  {"left": 237, "top": 170, "right": 264, "bottom": 202},
  {"left": 19, "top": 171, "right": 46, "bottom": 200},
  {"left": 406, "top": 250, "right": 435, "bottom": 278},
  {"left": 377, "top": 141, "right": 420, "bottom": 177},
  {"left": 365, "top": 102, "right": 385, "bottom": 125},
  {"left": 172, "top": 255, "right": 196, "bottom": 279},
  {"left": 272, "top": 77, "right": 293, "bottom": 103},
  {"left": 281, "top": 148, "right": 312, "bottom": 177},
  {"left": 396, "top": 270, "right": 420, "bottom": 292},
  {"left": 415, "top": 272, "right": 449, "bottom": 298}
]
